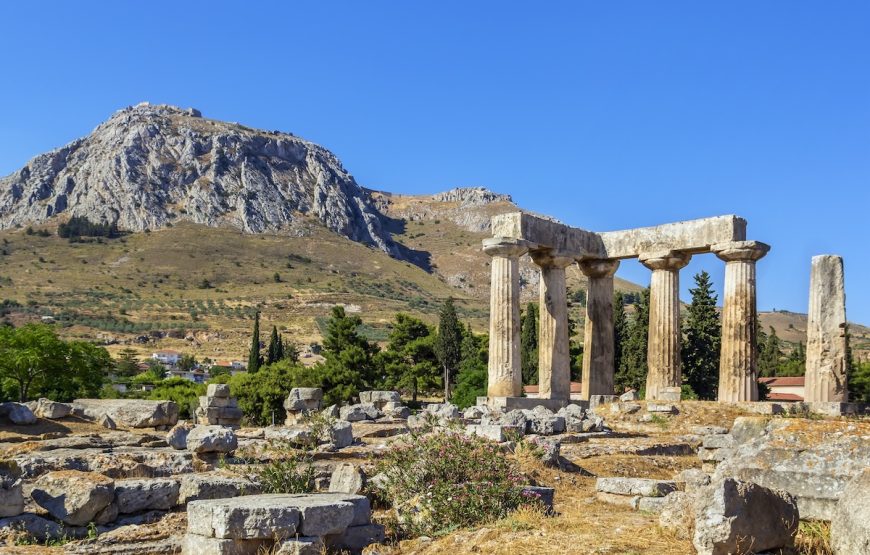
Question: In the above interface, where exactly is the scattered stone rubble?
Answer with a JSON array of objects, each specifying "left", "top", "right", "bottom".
[
  {"left": 284, "top": 387, "right": 323, "bottom": 424},
  {"left": 0, "top": 402, "right": 37, "bottom": 425},
  {"left": 595, "top": 477, "right": 678, "bottom": 512},
  {"left": 338, "top": 390, "right": 411, "bottom": 422},
  {"left": 196, "top": 384, "right": 243, "bottom": 428}
]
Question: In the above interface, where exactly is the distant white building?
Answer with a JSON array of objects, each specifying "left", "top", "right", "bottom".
[{"left": 152, "top": 350, "right": 182, "bottom": 366}]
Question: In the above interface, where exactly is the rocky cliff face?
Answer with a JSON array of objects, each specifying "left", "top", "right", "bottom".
[{"left": 0, "top": 103, "right": 397, "bottom": 255}]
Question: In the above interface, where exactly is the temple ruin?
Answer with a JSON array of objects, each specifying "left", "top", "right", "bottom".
[{"left": 482, "top": 212, "right": 770, "bottom": 407}]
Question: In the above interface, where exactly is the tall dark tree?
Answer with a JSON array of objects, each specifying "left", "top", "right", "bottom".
[
  {"left": 520, "top": 302, "right": 539, "bottom": 385},
  {"left": 376, "top": 314, "right": 440, "bottom": 402},
  {"left": 434, "top": 298, "right": 463, "bottom": 401},
  {"left": 681, "top": 271, "right": 721, "bottom": 399},
  {"left": 310, "top": 305, "right": 379, "bottom": 403},
  {"left": 267, "top": 326, "right": 283, "bottom": 364},
  {"left": 452, "top": 324, "right": 488, "bottom": 408},
  {"left": 248, "top": 311, "right": 262, "bottom": 374},
  {"left": 612, "top": 292, "right": 628, "bottom": 382},
  {"left": 616, "top": 288, "right": 650, "bottom": 394},
  {"left": 778, "top": 341, "right": 806, "bottom": 376}
]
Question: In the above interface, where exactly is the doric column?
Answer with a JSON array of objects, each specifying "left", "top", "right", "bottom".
[
  {"left": 805, "top": 255, "right": 849, "bottom": 402},
  {"left": 578, "top": 258, "right": 621, "bottom": 399},
  {"left": 639, "top": 250, "right": 692, "bottom": 400},
  {"left": 483, "top": 238, "right": 531, "bottom": 398},
  {"left": 713, "top": 241, "right": 770, "bottom": 402},
  {"left": 530, "top": 251, "right": 575, "bottom": 401}
]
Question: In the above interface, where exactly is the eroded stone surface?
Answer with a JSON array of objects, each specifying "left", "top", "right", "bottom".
[{"left": 31, "top": 470, "right": 115, "bottom": 526}]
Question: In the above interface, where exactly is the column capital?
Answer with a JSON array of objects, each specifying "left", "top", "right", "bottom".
[
  {"left": 712, "top": 241, "right": 770, "bottom": 263},
  {"left": 482, "top": 237, "right": 534, "bottom": 258},
  {"left": 578, "top": 258, "right": 620, "bottom": 279},
  {"left": 638, "top": 250, "right": 692, "bottom": 271},
  {"left": 529, "top": 249, "right": 575, "bottom": 269}
]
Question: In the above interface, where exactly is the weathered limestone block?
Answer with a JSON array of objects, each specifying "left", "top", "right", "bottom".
[
  {"left": 186, "top": 425, "right": 238, "bottom": 454},
  {"left": 463, "top": 405, "right": 489, "bottom": 419},
  {"left": 31, "top": 470, "right": 115, "bottom": 526},
  {"left": 830, "top": 468, "right": 870, "bottom": 555},
  {"left": 0, "top": 513, "right": 64, "bottom": 542},
  {"left": 275, "top": 536, "right": 324, "bottom": 554},
  {"left": 521, "top": 486, "right": 555, "bottom": 513},
  {"left": 640, "top": 251, "right": 691, "bottom": 401},
  {"left": 713, "top": 417, "right": 870, "bottom": 520},
  {"left": 358, "top": 390, "right": 400, "bottom": 408},
  {"left": 166, "top": 421, "right": 194, "bottom": 450},
  {"left": 114, "top": 477, "right": 180, "bottom": 513},
  {"left": 596, "top": 477, "right": 678, "bottom": 498},
  {"left": 0, "top": 402, "right": 37, "bottom": 425},
  {"left": 189, "top": 498, "right": 300, "bottom": 539},
  {"left": 182, "top": 534, "right": 269, "bottom": 555},
  {"left": 523, "top": 436, "right": 560, "bottom": 467},
  {"left": 483, "top": 238, "right": 529, "bottom": 398},
  {"left": 0, "top": 481, "right": 24, "bottom": 517},
  {"left": 326, "top": 523, "right": 386, "bottom": 553},
  {"left": 329, "top": 463, "right": 366, "bottom": 495},
  {"left": 658, "top": 491, "right": 694, "bottom": 540},
  {"left": 675, "top": 468, "right": 711, "bottom": 493},
  {"left": 208, "top": 384, "right": 231, "bottom": 398},
  {"left": 339, "top": 403, "right": 381, "bottom": 422},
  {"left": 692, "top": 478, "right": 798, "bottom": 555},
  {"left": 33, "top": 398, "right": 72, "bottom": 419},
  {"left": 423, "top": 402, "right": 460, "bottom": 420},
  {"left": 72, "top": 399, "right": 179, "bottom": 428},
  {"left": 579, "top": 258, "right": 620, "bottom": 399},
  {"left": 12, "top": 447, "right": 193, "bottom": 479},
  {"left": 466, "top": 424, "right": 515, "bottom": 442},
  {"left": 264, "top": 426, "right": 313, "bottom": 446},
  {"left": 178, "top": 472, "right": 260, "bottom": 504},
  {"left": 805, "top": 255, "right": 849, "bottom": 402},
  {"left": 524, "top": 412, "right": 565, "bottom": 435},
  {"left": 284, "top": 388, "right": 323, "bottom": 413},
  {"left": 324, "top": 420, "right": 354, "bottom": 449}
]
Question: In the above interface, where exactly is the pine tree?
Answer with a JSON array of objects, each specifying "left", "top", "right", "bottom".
[
  {"left": 520, "top": 302, "right": 539, "bottom": 385},
  {"left": 248, "top": 311, "right": 262, "bottom": 373},
  {"left": 616, "top": 288, "right": 650, "bottom": 394},
  {"left": 451, "top": 324, "right": 488, "bottom": 408},
  {"left": 434, "top": 298, "right": 463, "bottom": 400},
  {"left": 681, "top": 271, "right": 721, "bottom": 400},
  {"left": 376, "top": 313, "right": 440, "bottom": 402}
]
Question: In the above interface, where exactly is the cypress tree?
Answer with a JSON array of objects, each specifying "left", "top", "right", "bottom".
[
  {"left": 616, "top": 288, "right": 650, "bottom": 394},
  {"left": 681, "top": 271, "right": 721, "bottom": 399},
  {"left": 612, "top": 292, "right": 627, "bottom": 383},
  {"left": 267, "top": 326, "right": 280, "bottom": 364},
  {"left": 520, "top": 302, "right": 539, "bottom": 385},
  {"left": 248, "top": 311, "right": 262, "bottom": 373},
  {"left": 757, "top": 326, "right": 783, "bottom": 377},
  {"left": 434, "top": 298, "right": 463, "bottom": 400}
]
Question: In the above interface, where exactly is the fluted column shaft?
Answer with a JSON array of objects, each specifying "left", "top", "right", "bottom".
[
  {"left": 531, "top": 252, "right": 574, "bottom": 401},
  {"left": 805, "top": 255, "right": 849, "bottom": 402},
  {"left": 579, "top": 259, "right": 620, "bottom": 399},
  {"left": 484, "top": 238, "right": 530, "bottom": 398},
  {"left": 714, "top": 241, "right": 769, "bottom": 402},
  {"left": 640, "top": 251, "right": 691, "bottom": 400}
]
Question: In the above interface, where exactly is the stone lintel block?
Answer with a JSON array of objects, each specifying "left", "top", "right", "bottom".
[
  {"left": 114, "top": 477, "right": 181, "bottom": 513},
  {"left": 596, "top": 477, "right": 678, "bottom": 497},
  {"left": 188, "top": 497, "right": 301, "bottom": 539}
]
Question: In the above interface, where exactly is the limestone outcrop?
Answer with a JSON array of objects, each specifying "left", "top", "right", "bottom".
[{"left": 0, "top": 103, "right": 397, "bottom": 256}]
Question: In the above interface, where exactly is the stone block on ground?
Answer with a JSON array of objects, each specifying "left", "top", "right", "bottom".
[
  {"left": 186, "top": 425, "right": 238, "bottom": 454},
  {"left": 466, "top": 424, "right": 510, "bottom": 442},
  {"left": 830, "top": 468, "right": 870, "bottom": 555},
  {"left": 358, "top": 390, "right": 400, "bottom": 407},
  {"left": 182, "top": 534, "right": 270, "bottom": 555},
  {"left": 166, "top": 421, "right": 194, "bottom": 450},
  {"left": 693, "top": 478, "right": 798, "bottom": 555},
  {"left": 463, "top": 405, "right": 488, "bottom": 419},
  {"left": 525, "top": 413, "right": 566, "bottom": 435},
  {"left": 675, "top": 468, "right": 711, "bottom": 493},
  {"left": 188, "top": 497, "right": 300, "bottom": 539},
  {"left": 264, "top": 426, "right": 313, "bottom": 446},
  {"left": 619, "top": 390, "right": 638, "bottom": 401},
  {"left": 0, "top": 402, "right": 37, "bottom": 425},
  {"left": 0, "top": 513, "right": 64, "bottom": 542},
  {"left": 596, "top": 477, "right": 678, "bottom": 497},
  {"left": 31, "top": 470, "right": 115, "bottom": 526},
  {"left": 208, "top": 384, "right": 231, "bottom": 398},
  {"left": 275, "top": 536, "right": 324, "bottom": 554},
  {"left": 646, "top": 403, "right": 678, "bottom": 414},
  {"left": 0, "top": 481, "right": 24, "bottom": 517},
  {"left": 325, "top": 523, "right": 385, "bottom": 554},
  {"left": 339, "top": 403, "right": 381, "bottom": 422},
  {"left": 178, "top": 472, "right": 260, "bottom": 504},
  {"left": 325, "top": 421, "right": 354, "bottom": 449},
  {"left": 72, "top": 399, "right": 179, "bottom": 428},
  {"left": 658, "top": 491, "right": 695, "bottom": 540},
  {"left": 114, "top": 477, "right": 180, "bottom": 513},
  {"left": 596, "top": 491, "right": 640, "bottom": 509},
  {"left": 328, "top": 463, "right": 366, "bottom": 495},
  {"left": 34, "top": 398, "right": 72, "bottom": 420},
  {"left": 521, "top": 485, "right": 555, "bottom": 513}
]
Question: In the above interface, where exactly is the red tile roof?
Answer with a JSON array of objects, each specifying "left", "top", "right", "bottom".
[
  {"left": 758, "top": 376, "right": 805, "bottom": 387},
  {"left": 766, "top": 392, "right": 804, "bottom": 401}
]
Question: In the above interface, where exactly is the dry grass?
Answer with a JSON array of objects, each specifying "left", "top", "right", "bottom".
[{"left": 795, "top": 521, "right": 832, "bottom": 555}]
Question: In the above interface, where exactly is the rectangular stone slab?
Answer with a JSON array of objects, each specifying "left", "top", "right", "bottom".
[{"left": 490, "top": 212, "right": 747, "bottom": 259}]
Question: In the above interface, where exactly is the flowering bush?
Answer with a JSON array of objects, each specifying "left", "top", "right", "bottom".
[{"left": 373, "top": 431, "right": 538, "bottom": 536}]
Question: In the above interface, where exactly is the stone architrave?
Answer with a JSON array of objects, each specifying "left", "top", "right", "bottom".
[
  {"left": 578, "top": 258, "right": 620, "bottom": 399},
  {"left": 530, "top": 251, "right": 575, "bottom": 400},
  {"left": 805, "top": 255, "right": 849, "bottom": 402},
  {"left": 483, "top": 238, "right": 532, "bottom": 398},
  {"left": 713, "top": 241, "right": 770, "bottom": 402},
  {"left": 639, "top": 251, "right": 691, "bottom": 400}
]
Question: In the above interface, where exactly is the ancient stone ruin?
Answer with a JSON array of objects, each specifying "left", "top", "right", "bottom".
[
  {"left": 196, "top": 384, "right": 243, "bottom": 428},
  {"left": 483, "top": 212, "right": 770, "bottom": 405}
]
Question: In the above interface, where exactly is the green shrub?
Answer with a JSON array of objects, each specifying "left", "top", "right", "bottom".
[{"left": 373, "top": 431, "right": 535, "bottom": 537}]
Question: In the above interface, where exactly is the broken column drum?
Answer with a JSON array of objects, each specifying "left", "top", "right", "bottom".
[{"left": 805, "top": 255, "right": 849, "bottom": 402}]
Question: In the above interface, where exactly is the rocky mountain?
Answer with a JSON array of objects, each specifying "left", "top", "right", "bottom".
[{"left": 0, "top": 103, "right": 397, "bottom": 256}]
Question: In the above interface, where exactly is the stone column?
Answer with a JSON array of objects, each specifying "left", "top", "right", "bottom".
[
  {"left": 805, "top": 255, "right": 849, "bottom": 402},
  {"left": 578, "top": 258, "right": 621, "bottom": 399},
  {"left": 483, "top": 238, "right": 530, "bottom": 398},
  {"left": 713, "top": 241, "right": 770, "bottom": 402},
  {"left": 530, "top": 251, "right": 575, "bottom": 401},
  {"left": 639, "top": 250, "right": 691, "bottom": 400}
]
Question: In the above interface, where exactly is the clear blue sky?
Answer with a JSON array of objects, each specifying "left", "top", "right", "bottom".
[{"left": 1, "top": 2, "right": 868, "bottom": 324}]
